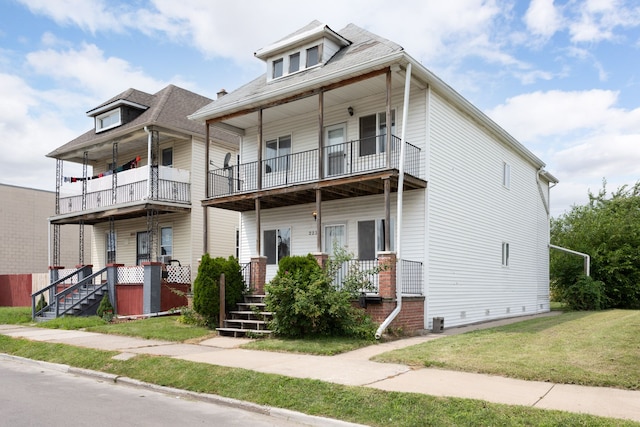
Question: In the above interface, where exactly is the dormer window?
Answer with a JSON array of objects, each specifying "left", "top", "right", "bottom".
[
  {"left": 306, "top": 45, "right": 320, "bottom": 67},
  {"left": 289, "top": 52, "right": 300, "bottom": 73},
  {"left": 272, "top": 58, "right": 284, "bottom": 79},
  {"left": 96, "top": 109, "right": 121, "bottom": 133},
  {"left": 255, "top": 22, "right": 351, "bottom": 82}
]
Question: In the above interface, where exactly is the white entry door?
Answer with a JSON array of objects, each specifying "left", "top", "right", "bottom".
[{"left": 325, "top": 123, "right": 347, "bottom": 177}]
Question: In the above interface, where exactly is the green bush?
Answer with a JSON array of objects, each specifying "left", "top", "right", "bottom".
[
  {"left": 192, "top": 254, "right": 245, "bottom": 327},
  {"left": 265, "top": 253, "right": 377, "bottom": 339},
  {"left": 35, "top": 294, "right": 47, "bottom": 312},
  {"left": 96, "top": 293, "right": 114, "bottom": 321},
  {"left": 560, "top": 275, "right": 608, "bottom": 311}
]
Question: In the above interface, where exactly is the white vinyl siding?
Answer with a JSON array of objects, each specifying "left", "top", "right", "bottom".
[{"left": 427, "top": 90, "right": 549, "bottom": 328}]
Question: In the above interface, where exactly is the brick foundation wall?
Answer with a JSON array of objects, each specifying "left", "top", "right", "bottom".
[{"left": 358, "top": 296, "right": 425, "bottom": 334}]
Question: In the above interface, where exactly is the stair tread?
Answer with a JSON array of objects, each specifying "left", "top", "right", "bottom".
[{"left": 216, "top": 327, "right": 272, "bottom": 334}]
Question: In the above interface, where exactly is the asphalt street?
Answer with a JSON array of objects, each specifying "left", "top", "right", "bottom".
[{"left": 0, "top": 357, "right": 308, "bottom": 427}]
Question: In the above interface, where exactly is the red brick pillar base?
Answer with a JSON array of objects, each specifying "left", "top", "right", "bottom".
[
  {"left": 250, "top": 256, "right": 267, "bottom": 295},
  {"left": 313, "top": 253, "right": 329, "bottom": 269},
  {"left": 377, "top": 252, "right": 397, "bottom": 299}
]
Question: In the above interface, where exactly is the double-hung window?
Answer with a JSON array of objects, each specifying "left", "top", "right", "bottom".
[
  {"left": 265, "top": 135, "right": 291, "bottom": 173},
  {"left": 272, "top": 58, "right": 284, "bottom": 79},
  {"left": 289, "top": 52, "right": 300, "bottom": 73},
  {"left": 306, "top": 45, "right": 320, "bottom": 67},
  {"left": 359, "top": 110, "right": 395, "bottom": 156}
]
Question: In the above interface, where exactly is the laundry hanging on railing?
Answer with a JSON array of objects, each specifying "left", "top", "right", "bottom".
[{"left": 63, "top": 156, "right": 141, "bottom": 182}]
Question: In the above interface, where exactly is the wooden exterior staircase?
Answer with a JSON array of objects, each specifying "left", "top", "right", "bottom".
[
  {"left": 32, "top": 267, "right": 109, "bottom": 322},
  {"left": 217, "top": 294, "right": 273, "bottom": 337}
]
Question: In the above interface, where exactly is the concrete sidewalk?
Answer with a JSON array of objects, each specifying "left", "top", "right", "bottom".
[{"left": 1, "top": 316, "right": 639, "bottom": 424}]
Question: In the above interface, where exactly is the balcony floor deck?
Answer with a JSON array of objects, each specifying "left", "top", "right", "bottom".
[
  {"left": 50, "top": 201, "right": 191, "bottom": 225},
  {"left": 202, "top": 170, "right": 427, "bottom": 212}
]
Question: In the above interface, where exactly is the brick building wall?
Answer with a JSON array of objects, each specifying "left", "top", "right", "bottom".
[{"left": 0, "top": 184, "right": 90, "bottom": 274}]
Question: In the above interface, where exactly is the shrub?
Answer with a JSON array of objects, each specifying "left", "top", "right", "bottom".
[
  {"left": 265, "top": 252, "right": 377, "bottom": 339},
  {"left": 35, "top": 294, "right": 47, "bottom": 312},
  {"left": 192, "top": 254, "right": 245, "bottom": 327},
  {"left": 96, "top": 293, "right": 114, "bottom": 321},
  {"left": 560, "top": 275, "right": 608, "bottom": 311}
]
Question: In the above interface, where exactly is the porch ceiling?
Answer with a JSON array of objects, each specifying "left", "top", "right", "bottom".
[
  {"left": 50, "top": 202, "right": 190, "bottom": 225},
  {"left": 201, "top": 170, "right": 426, "bottom": 212},
  {"left": 216, "top": 71, "right": 406, "bottom": 131}
]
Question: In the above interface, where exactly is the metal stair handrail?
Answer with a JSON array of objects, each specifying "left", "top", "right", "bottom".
[
  {"left": 54, "top": 268, "right": 108, "bottom": 317},
  {"left": 32, "top": 267, "right": 108, "bottom": 319}
]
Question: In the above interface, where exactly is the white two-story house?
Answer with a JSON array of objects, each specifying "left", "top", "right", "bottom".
[
  {"left": 47, "top": 84, "right": 239, "bottom": 290},
  {"left": 189, "top": 21, "right": 557, "bottom": 332}
]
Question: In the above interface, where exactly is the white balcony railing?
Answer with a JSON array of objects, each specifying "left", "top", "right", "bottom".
[{"left": 58, "top": 166, "right": 190, "bottom": 214}]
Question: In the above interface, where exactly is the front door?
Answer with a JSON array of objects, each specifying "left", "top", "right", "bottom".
[{"left": 325, "top": 123, "right": 347, "bottom": 177}]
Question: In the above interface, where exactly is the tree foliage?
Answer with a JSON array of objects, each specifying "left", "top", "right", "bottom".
[
  {"left": 192, "top": 254, "right": 245, "bottom": 326},
  {"left": 551, "top": 181, "right": 640, "bottom": 309}
]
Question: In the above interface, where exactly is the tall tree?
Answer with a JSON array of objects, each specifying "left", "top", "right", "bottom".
[{"left": 551, "top": 181, "right": 640, "bottom": 309}]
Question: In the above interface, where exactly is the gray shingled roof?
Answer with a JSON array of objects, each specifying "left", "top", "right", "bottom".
[
  {"left": 189, "top": 22, "right": 403, "bottom": 121},
  {"left": 48, "top": 84, "right": 217, "bottom": 158}
]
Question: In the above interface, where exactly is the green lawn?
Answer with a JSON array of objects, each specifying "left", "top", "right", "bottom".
[{"left": 373, "top": 309, "right": 640, "bottom": 390}]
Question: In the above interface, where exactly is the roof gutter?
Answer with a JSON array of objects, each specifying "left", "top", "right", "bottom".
[{"left": 375, "top": 62, "right": 412, "bottom": 340}]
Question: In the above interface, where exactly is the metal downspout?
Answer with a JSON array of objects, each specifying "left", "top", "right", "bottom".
[
  {"left": 376, "top": 62, "right": 412, "bottom": 339},
  {"left": 144, "top": 126, "right": 152, "bottom": 199}
]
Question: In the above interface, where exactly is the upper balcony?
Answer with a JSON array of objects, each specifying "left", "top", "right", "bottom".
[
  {"left": 205, "top": 134, "right": 425, "bottom": 212},
  {"left": 51, "top": 165, "right": 191, "bottom": 225}
]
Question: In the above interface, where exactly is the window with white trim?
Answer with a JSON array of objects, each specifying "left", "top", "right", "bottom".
[
  {"left": 503, "top": 162, "right": 511, "bottom": 189},
  {"left": 265, "top": 135, "right": 291, "bottom": 173},
  {"left": 272, "top": 58, "right": 284, "bottom": 79},
  {"left": 96, "top": 109, "right": 121, "bottom": 132},
  {"left": 160, "top": 227, "right": 173, "bottom": 257},
  {"left": 162, "top": 147, "right": 173, "bottom": 167},
  {"left": 358, "top": 219, "right": 395, "bottom": 260},
  {"left": 289, "top": 52, "right": 300, "bottom": 73},
  {"left": 306, "top": 45, "right": 320, "bottom": 67},
  {"left": 502, "top": 242, "right": 510, "bottom": 267},
  {"left": 264, "top": 227, "right": 290, "bottom": 265},
  {"left": 359, "top": 110, "right": 396, "bottom": 156}
]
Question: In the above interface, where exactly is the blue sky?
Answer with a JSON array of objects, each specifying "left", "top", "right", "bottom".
[{"left": 1, "top": 0, "right": 639, "bottom": 217}]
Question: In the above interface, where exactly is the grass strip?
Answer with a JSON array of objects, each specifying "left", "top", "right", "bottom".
[
  {"left": 373, "top": 310, "right": 640, "bottom": 390},
  {"left": 0, "top": 335, "right": 635, "bottom": 427}
]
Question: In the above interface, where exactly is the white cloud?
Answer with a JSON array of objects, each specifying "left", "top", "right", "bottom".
[
  {"left": 26, "top": 43, "right": 167, "bottom": 99},
  {"left": 568, "top": 0, "right": 640, "bottom": 43},
  {"left": 524, "top": 0, "right": 563, "bottom": 38},
  {"left": 18, "top": 0, "right": 127, "bottom": 33},
  {"left": 486, "top": 89, "right": 622, "bottom": 141}
]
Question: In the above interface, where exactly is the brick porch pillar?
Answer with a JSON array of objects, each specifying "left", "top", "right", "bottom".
[
  {"left": 313, "top": 252, "right": 329, "bottom": 269},
  {"left": 250, "top": 256, "right": 267, "bottom": 295},
  {"left": 377, "top": 252, "right": 397, "bottom": 299}
]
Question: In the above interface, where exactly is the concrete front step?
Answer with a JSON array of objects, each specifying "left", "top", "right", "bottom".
[{"left": 216, "top": 327, "right": 273, "bottom": 337}]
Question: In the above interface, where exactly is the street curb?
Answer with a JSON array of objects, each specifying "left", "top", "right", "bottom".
[{"left": 1, "top": 353, "right": 366, "bottom": 427}]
